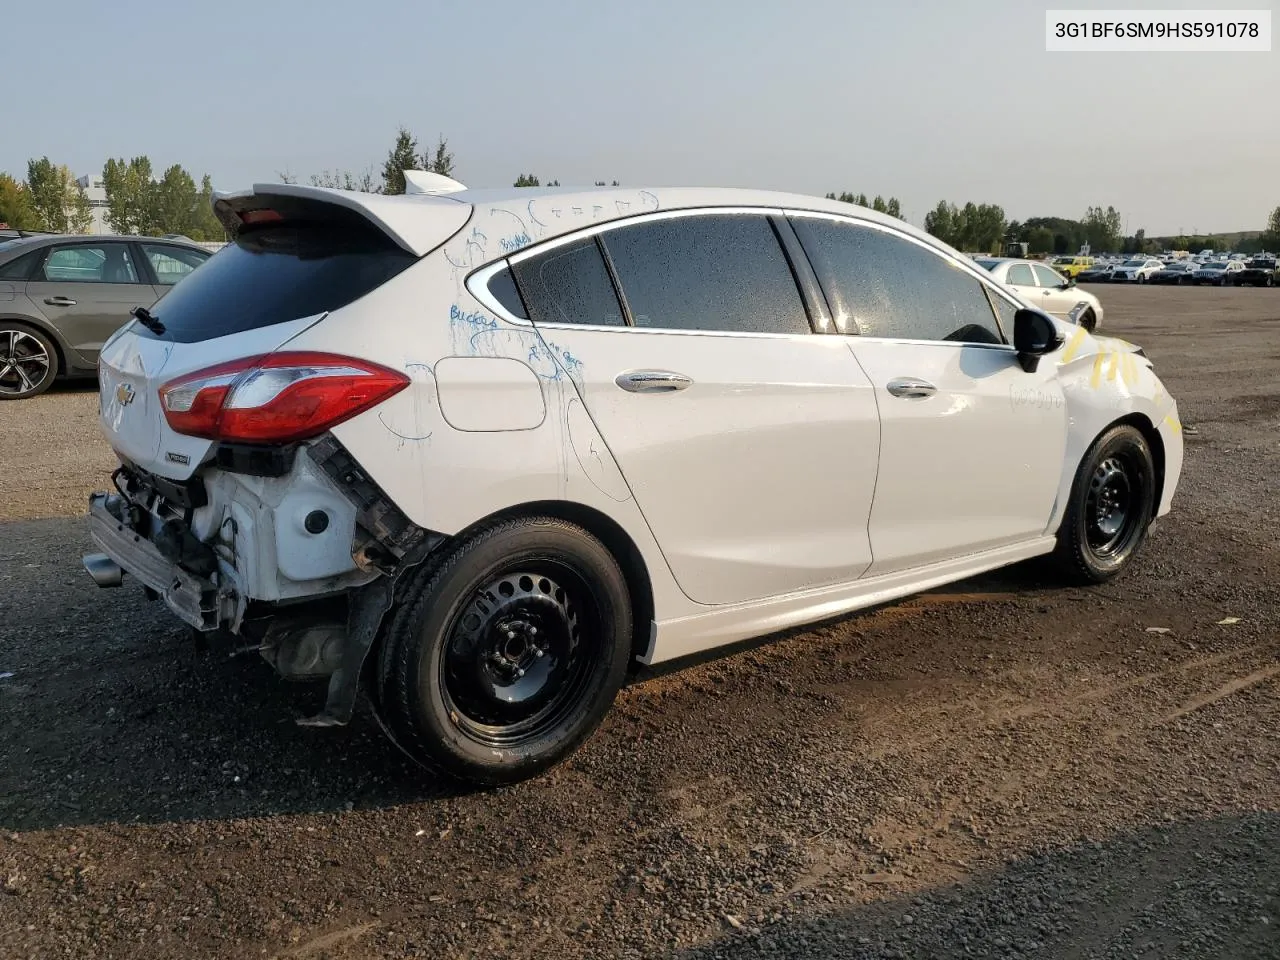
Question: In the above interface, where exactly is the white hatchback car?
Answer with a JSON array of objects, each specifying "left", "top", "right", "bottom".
[
  {"left": 973, "top": 257, "right": 1105, "bottom": 331},
  {"left": 83, "top": 178, "right": 1184, "bottom": 784}
]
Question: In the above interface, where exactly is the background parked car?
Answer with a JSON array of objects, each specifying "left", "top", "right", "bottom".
[
  {"left": 0, "top": 233, "right": 212, "bottom": 399},
  {"left": 1148, "top": 261, "right": 1201, "bottom": 285},
  {"left": 1194, "top": 260, "right": 1245, "bottom": 286},
  {"left": 1110, "top": 258, "right": 1164, "bottom": 283},
  {"left": 973, "top": 257, "right": 1104, "bottom": 330},
  {"left": 1236, "top": 256, "right": 1277, "bottom": 287},
  {"left": 1051, "top": 255, "right": 1094, "bottom": 278},
  {"left": 1076, "top": 262, "right": 1116, "bottom": 283}
]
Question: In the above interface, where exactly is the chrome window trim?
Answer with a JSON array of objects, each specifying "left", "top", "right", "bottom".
[
  {"left": 466, "top": 206, "right": 823, "bottom": 339},
  {"left": 465, "top": 204, "right": 1030, "bottom": 345}
]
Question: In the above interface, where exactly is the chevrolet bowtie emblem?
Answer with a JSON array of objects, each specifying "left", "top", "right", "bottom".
[{"left": 115, "top": 383, "right": 136, "bottom": 406}]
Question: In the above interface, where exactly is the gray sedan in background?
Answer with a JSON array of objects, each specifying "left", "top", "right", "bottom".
[{"left": 0, "top": 234, "right": 212, "bottom": 399}]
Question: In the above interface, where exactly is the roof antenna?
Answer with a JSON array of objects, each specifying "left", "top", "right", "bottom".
[{"left": 402, "top": 170, "right": 467, "bottom": 195}]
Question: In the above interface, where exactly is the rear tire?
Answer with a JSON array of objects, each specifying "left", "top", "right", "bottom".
[
  {"left": 0, "top": 322, "right": 58, "bottom": 400},
  {"left": 381, "top": 517, "right": 633, "bottom": 785},
  {"left": 1052, "top": 425, "right": 1156, "bottom": 584}
]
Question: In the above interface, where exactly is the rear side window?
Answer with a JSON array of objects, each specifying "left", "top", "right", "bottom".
[
  {"left": 511, "top": 237, "right": 625, "bottom": 327},
  {"left": 0, "top": 248, "right": 42, "bottom": 280},
  {"left": 601, "top": 214, "right": 811, "bottom": 335},
  {"left": 792, "top": 217, "right": 1003, "bottom": 344},
  {"left": 485, "top": 266, "right": 528, "bottom": 320},
  {"left": 1006, "top": 263, "right": 1035, "bottom": 286},
  {"left": 142, "top": 243, "right": 210, "bottom": 286},
  {"left": 139, "top": 225, "right": 415, "bottom": 343}
]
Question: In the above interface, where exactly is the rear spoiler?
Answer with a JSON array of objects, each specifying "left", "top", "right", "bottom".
[{"left": 212, "top": 175, "right": 471, "bottom": 256}]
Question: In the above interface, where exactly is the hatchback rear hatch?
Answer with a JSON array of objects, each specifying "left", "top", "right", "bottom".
[{"left": 97, "top": 185, "right": 471, "bottom": 480}]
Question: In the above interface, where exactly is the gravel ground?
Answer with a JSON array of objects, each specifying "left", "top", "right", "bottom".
[{"left": 1, "top": 285, "right": 1278, "bottom": 959}]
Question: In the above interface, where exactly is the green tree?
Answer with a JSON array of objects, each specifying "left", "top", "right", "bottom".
[
  {"left": 924, "top": 200, "right": 956, "bottom": 245},
  {"left": 423, "top": 135, "right": 454, "bottom": 177},
  {"left": 191, "top": 175, "right": 225, "bottom": 241},
  {"left": 595, "top": 180, "right": 621, "bottom": 186},
  {"left": 1026, "top": 226, "right": 1055, "bottom": 255},
  {"left": 26, "top": 158, "right": 92, "bottom": 233},
  {"left": 103, "top": 157, "right": 226, "bottom": 238},
  {"left": 381, "top": 126, "right": 420, "bottom": 195},
  {"left": 102, "top": 156, "right": 156, "bottom": 234},
  {"left": 513, "top": 174, "right": 558, "bottom": 187},
  {"left": 0, "top": 173, "right": 37, "bottom": 230},
  {"left": 311, "top": 168, "right": 378, "bottom": 192},
  {"left": 1267, "top": 205, "right": 1280, "bottom": 236},
  {"left": 152, "top": 164, "right": 201, "bottom": 236},
  {"left": 1083, "top": 205, "right": 1123, "bottom": 254}
]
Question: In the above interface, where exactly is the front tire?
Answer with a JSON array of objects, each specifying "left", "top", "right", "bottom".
[
  {"left": 381, "top": 517, "right": 633, "bottom": 785},
  {"left": 1053, "top": 425, "right": 1156, "bottom": 584},
  {"left": 0, "top": 323, "right": 58, "bottom": 400}
]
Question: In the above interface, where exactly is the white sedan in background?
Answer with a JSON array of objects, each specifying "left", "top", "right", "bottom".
[{"left": 974, "top": 257, "right": 1105, "bottom": 331}]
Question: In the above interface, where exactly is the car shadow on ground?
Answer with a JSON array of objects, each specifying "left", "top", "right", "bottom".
[
  {"left": 0, "top": 516, "right": 1056, "bottom": 833},
  {"left": 0, "top": 517, "right": 466, "bottom": 832},
  {"left": 675, "top": 812, "right": 1280, "bottom": 959}
]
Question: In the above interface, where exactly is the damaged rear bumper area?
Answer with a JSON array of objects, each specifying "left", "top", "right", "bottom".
[
  {"left": 80, "top": 438, "right": 445, "bottom": 729},
  {"left": 83, "top": 490, "right": 237, "bottom": 631}
]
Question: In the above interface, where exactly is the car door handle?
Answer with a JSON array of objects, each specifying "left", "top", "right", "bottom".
[
  {"left": 44, "top": 296, "right": 77, "bottom": 306},
  {"left": 615, "top": 370, "right": 693, "bottom": 394},
  {"left": 886, "top": 377, "right": 937, "bottom": 399}
]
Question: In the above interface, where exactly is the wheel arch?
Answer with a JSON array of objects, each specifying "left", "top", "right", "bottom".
[{"left": 422, "top": 499, "right": 656, "bottom": 665}]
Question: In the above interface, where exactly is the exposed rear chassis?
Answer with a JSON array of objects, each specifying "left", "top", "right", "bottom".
[
  {"left": 86, "top": 492, "right": 234, "bottom": 631},
  {"left": 83, "top": 438, "right": 445, "bottom": 728}
]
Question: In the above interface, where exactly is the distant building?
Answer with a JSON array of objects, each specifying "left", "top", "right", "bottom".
[{"left": 75, "top": 174, "right": 109, "bottom": 235}]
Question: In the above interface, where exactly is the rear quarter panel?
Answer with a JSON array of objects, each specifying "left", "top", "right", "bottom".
[{"left": 284, "top": 227, "right": 699, "bottom": 640}]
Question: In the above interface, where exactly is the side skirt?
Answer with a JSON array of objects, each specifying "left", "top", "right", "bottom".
[{"left": 643, "top": 537, "right": 1057, "bottom": 664}]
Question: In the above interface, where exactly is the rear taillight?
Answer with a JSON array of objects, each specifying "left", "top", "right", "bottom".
[{"left": 159, "top": 352, "right": 410, "bottom": 444}]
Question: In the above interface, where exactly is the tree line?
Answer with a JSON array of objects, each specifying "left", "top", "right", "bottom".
[
  {"left": 4, "top": 132, "right": 1277, "bottom": 256},
  {"left": 0, "top": 159, "right": 93, "bottom": 234}
]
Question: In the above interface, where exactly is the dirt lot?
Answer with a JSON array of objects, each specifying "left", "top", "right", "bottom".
[{"left": 1, "top": 285, "right": 1278, "bottom": 959}]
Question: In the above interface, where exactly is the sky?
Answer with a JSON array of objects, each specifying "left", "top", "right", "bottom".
[{"left": 4, "top": 0, "right": 1276, "bottom": 235}]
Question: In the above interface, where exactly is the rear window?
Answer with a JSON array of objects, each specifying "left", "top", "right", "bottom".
[{"left": 136, "top": 224, "right": 416, "bottom": 343}]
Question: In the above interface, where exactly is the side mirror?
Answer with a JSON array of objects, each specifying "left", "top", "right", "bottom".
[
  {"left": 1060, "top": 276, "right": 1076, "bottom": 289},
  {"left": 1013, "top": 308, "right": 1064, "bottom": 372}
]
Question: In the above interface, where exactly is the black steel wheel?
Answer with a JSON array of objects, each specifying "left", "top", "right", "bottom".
[
  {"left": 381, "top": 517, "right": 633, "bottom": 785},
  {"left": 439, "top": 563, "right": 599, "bottom": 747},
  {"left": 0, "top": 323, "right": 57, "bottom": 400},
  {"left": 1053, "top": 424, "right": 1156, "bottom": 583}
]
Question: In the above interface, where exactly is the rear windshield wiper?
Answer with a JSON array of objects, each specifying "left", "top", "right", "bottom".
[{"left": 130, "top": 305, "right": 165, "bottom": 335}]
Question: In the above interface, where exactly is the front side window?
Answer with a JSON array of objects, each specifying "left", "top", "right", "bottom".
[
  {"left": 511, "top": 236, "right": 624, "bottom": 327},
  {"left": 40, "top": 243, "right": 138, "bottom": 283},
  {"left": 1006, "top": 263, "right": 1036, "bottom": 286},
  {"left": 601, "top": 214, "right": 811, "bottom": 335},
  {"left": 141, "top": 243, "right": 210, "bottom": 286},
  {"left": 1032, "top": 264, "right": 1064, "bottom": 287},
  {"left": 791, "top": 216, "right": 1003, "bottom": 344}
]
